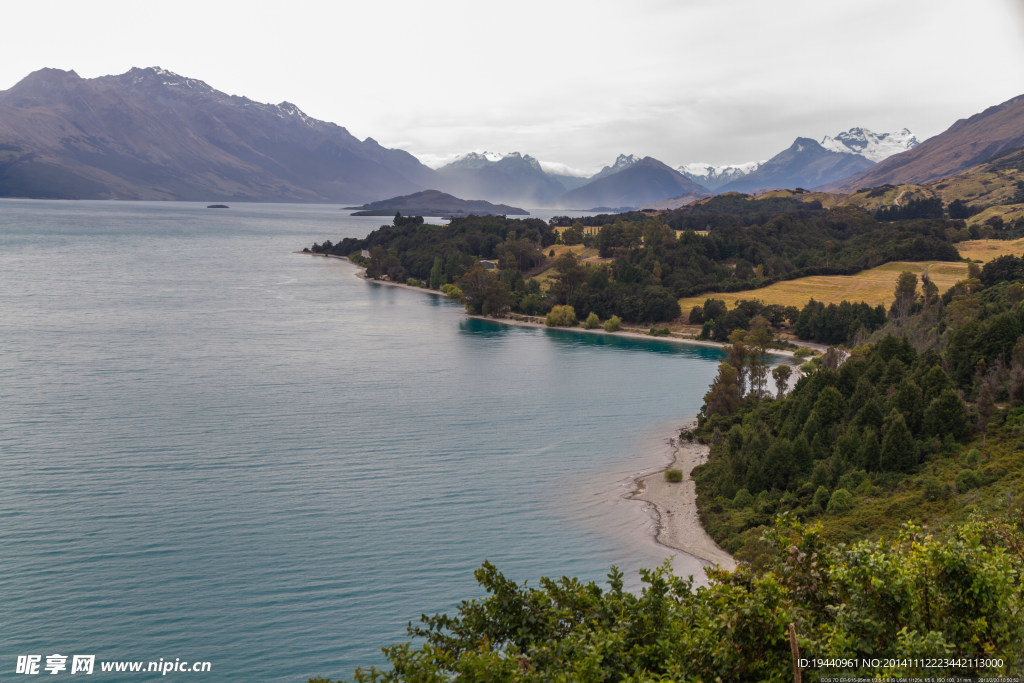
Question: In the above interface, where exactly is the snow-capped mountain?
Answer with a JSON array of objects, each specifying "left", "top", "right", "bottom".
[
  {"left": 679, "top": 161, "right": 765, "bottom": 191},
  {"left": 820, "top": 127, "right": 919, "bottom": 162},
  {"left": 590, "top": 154, "right": 641, "bottom": 180}
]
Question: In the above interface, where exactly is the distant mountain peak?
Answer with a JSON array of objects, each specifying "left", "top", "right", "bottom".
[
  {"left": 28, "top": 67, "right": 81, "bottom": 81},
  {"left": 790, "top": 137, "right": 820, "bottom": 153},
  {"left": 820, "top": 127, "right": 919, "bottom": 162},
  {"left": 556, "top": 155, "right": 709, "bottom": 210},
  {"left": 274, "top": 100, "right": 318, "bottom": 126},
  {"left": 447, "top": 151, "right": 506, "bottom": 168},
  {"left": 445, "top": 151, "right": 543, "bottom": 172},
  {"left": 505, "top": 152, "right": 544, "bottom": 172},
  {"left": 116, "top": 66, "right": 215, "bottom": 92},
  {"left": 8, "top": 67, "right": 83, "bottom": 96},
  {"left": 591, "top": 154, "right": 641, "bottom": 180},
  {"left": 633, "top": 156, "right": 677, "bottom": 170}
]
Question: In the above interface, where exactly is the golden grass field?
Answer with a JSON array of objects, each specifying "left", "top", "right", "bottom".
[
  {"left": 677, "top": 261, "right": 971, "bottom": 312},
  {"left": 956, "top": 237, "right": 1024, "bottom": 262},
  {"left": 676, "top": 240, "right": 1024, "bottom": 314}
]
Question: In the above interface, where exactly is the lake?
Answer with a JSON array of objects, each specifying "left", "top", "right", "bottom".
[{"left": 0, "top": 200, "right": 723, "bottom": 680}]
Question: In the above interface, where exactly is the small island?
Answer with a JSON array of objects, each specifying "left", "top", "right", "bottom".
[
  {"left": 206, "top": 204, "right": 229, "bottom": 209},
  {"left": 345, "top": 189, "right": 528, "bottom": 217}
]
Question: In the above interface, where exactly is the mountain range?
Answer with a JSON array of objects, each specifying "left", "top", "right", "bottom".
[{"left": 0, "top": 66, "right": 1020, "bottom": 211}]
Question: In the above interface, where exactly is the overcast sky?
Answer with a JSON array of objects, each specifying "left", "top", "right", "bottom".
[{"left": 2, "top": 0, "right": 1023, "bottom": 175}]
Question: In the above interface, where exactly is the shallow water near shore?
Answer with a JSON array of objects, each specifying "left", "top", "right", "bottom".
[{"left": 0, "top": 200, "right": 723, "bottom": 680}]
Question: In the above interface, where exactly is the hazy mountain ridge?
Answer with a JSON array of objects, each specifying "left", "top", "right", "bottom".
[
  {"left": 554, "top": 156, "right": 710, "bottom": 210},
  {"left": 0, "top": 67, "right": 437, "bottom": 202},
  {"left": 435, "top": 151, "right": 566, "bottom": 207}
]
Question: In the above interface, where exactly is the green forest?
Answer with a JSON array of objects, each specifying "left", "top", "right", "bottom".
[
  {"left": 690, "top": 252, "right": 1024, "bottom": 561},
  {"left": 309, "top": 196, "right": 961, "bottom": 327},
  {"left": 308, "top": 195, "right": 1024, "bottom": 681}
]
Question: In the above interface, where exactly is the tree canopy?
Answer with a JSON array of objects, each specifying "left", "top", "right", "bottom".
[{"left": 314, "top": 515, "right": 1024, "bottom": 682}]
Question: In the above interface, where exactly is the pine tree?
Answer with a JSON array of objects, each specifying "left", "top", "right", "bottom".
[
  {"left": 923, "top": 389, "right": 970, "bottom": 440},
  {"left": 428, "top": 256, "right": 444, "bottom": 289},
  {"left": 891, "top": 271, "right": 918, "bottom": 319},
  {"left": 727, "top": 330, "right": 748, "bottom": 397},
  {"left": 703, "top": 362, "right": 741, "bottom": 417},
  {"left": 881, "top": 409, "right": 916, "bottom": 473},
  {"left": 977, "top": 381, "right": 995, "bottom": 445},
  {"left": 855, "top": 427, "right": 881, "bottom": 471},
  {"left": 772, "top": 364, "right": 793, "bottom": 399}
]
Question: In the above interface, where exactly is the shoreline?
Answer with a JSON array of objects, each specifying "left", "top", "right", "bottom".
[
  {"left": 303, "top": 250, "right": 802, "bottom": 571},
  {"left": 627, "top": 429, "right": 737, "bottom": 571},
  {"left": 300, "top": 251, "right": 804, "bottom": 359}
]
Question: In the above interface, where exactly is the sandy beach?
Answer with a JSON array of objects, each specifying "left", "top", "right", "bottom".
[{"left": 628, "top": 434, "right": 737, "bottom": 571}]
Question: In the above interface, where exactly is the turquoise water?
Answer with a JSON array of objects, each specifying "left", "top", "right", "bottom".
[{"left": 0, "top": 200, "right": 724, "bottom": 680}]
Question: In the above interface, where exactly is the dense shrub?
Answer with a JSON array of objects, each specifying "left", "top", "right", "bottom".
[
  {"left": 545, "top": 305, "right": 577, "bottom": 327},
  {"left": 603, "top": 315, "right": 622, "bottom": 332},
  {"left": 955, "top": 469, "right": 981, "bottom": 493},
  {"left": 826, "top": 488, "right": 854, "bottom": 513}
]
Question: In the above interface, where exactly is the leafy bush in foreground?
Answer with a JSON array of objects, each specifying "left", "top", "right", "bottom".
[{"left": 313, "top": 514, "right": 1024, "bottom": 682}]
